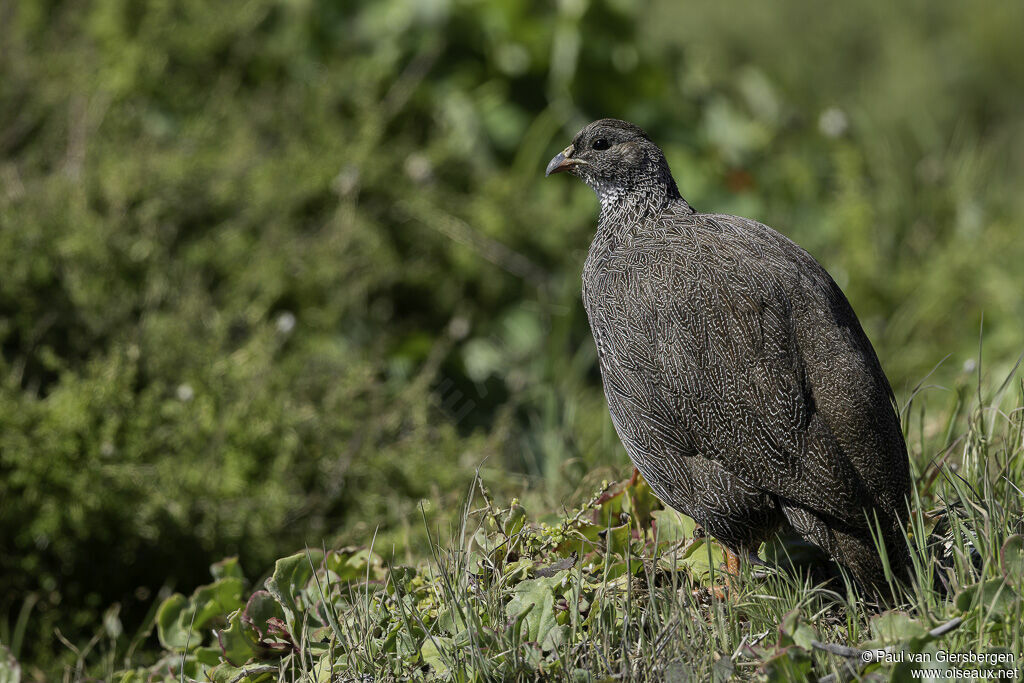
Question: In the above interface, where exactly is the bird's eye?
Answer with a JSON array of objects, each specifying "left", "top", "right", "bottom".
[{"left": 591, "top": 138, "right": 610, "bottom": 151}]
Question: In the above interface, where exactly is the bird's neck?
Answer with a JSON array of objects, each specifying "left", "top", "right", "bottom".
[{"left": 595, "top": 174, "right": 692, "bottom": 227}]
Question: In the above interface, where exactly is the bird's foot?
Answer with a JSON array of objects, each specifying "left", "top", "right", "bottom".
[
  {"left": 691, "top": 548, "right": 742, "bottom": 604},
  {"left": 692, "top": 584, "right": 730, "bottom": 601}
]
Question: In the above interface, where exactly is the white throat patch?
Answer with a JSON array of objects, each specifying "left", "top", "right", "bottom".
[{"left": 598, "top": 185, "right": 624, "bottom": 210}]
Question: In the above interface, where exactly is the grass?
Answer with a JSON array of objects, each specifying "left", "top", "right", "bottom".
[{"left": 32, "top": 362, "right": 1020, "bottom": 682}]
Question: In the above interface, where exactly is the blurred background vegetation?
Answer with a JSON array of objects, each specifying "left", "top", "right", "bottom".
[{"left": 1, "top": 0, "right": 1022, "bottom": 676}]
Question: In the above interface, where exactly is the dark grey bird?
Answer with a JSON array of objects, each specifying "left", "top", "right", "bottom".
[{"left": 546, "top": 118, "right": 911, "bottom": 589}]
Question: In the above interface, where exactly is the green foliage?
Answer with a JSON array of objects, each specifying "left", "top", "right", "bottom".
[
  {"left": 90, "top": 379, "right": 1024, "bottom": 678},
  {"left": 108, "top": 378, "right": 1024, "bottom": 680},
  {"left": 114, "top": 475, "right": 727, "bottom": 681},
  {"left": 2, "top": 0, "right": 1024, "bottom": 677},
  {"left": 154, "top": 568, "right": 245, "bottom": 651}
]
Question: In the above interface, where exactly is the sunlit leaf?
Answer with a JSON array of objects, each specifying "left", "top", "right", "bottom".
[{"left": 216, "top": 609, "right": 259, "bottom": 666}]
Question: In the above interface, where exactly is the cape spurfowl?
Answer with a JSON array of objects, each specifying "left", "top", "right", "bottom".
[{"left": 546, "top": 118, "right": 911, "bottom": 589}]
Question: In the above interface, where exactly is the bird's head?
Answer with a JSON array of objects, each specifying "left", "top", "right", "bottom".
[{"left": 545, "top": 118, "right": 681, "bottom": 210}]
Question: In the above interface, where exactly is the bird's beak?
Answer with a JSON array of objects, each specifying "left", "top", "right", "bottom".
[{"left": 545, "top": 145, "right": 579, "bottom": 176}]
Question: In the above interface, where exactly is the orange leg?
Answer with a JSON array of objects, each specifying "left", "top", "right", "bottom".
[
  {"left": 693, "top": 547, "right": 742, "bottom": 602},
  {"left": 707, "top": 584, "right": 729, "bottom": 601},
  {"left": 706, "top": 549, "right": 741, "bottom": 600},
  {"left": 725, "top": 548, "right": 741, "bottom": 578},
  {"left": 723, "top": 549, "right": 741, "bottom": 598}
]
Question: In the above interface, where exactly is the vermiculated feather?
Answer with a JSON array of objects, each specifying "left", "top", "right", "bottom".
[{"left": 548, "top": 119, "right": 911, "bottom": 587}]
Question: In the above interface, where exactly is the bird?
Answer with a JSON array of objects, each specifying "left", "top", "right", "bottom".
[{"left": 545, "top": 118, "right": 911, "bottom": 590}]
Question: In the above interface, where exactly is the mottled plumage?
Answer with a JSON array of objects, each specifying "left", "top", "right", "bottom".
[{"left": 547, "top": 119, "right": 911, "bottom": 587}]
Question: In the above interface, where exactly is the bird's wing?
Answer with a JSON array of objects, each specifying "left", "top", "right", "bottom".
[{"left": 591, "top": 214, "right": 902, "bottom": 530}]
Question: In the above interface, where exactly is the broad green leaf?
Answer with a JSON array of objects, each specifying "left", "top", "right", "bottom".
[
  {"left": 265, "top": 549, "right": 324, "bottom": 619},
  {"left": 324, "top": 547, "right": 384, "bottom": 583},
  {"left": 216, "top": 609, "right": 259, "bottom": 666},
  {"left": 397, "top": 630, "right": 420, "bottom": 660},
  {"left": 472, "top": 527, "right": 498, "bottom": 554},
  {"left": 194, "top": 646, "right": 222, "bottom": 667},
  {"left": 596, "top": 485, "right": 628, "bottom": 521},
  {"left": 572, "top": 520, "right": 605, "bottom": 546},
  {"left": 420, "top": 636, "right": 453, "bottom": 678},
  {"left": 622, "top": 474, "right": 659, "bottom": 528},
  {"left": 210, "top": 557, "right": 246, "bottom": 581},
  {"left": 156, "top": 577, "right": 246, "bottom": 652},
  {"left": 309, "top": 655, "right": 339, "bottom": 683},
  {"left": 1000, "top": 535, "right": 1024, "bottom": 584},
  {"left": 543, "top": 624, "right": 568, "bottom": 650},
  {"left": 664, "top": 537, "right": 727, "bottom": 585},
  {"left": 602, "top": 522, "right": 633, "bottom": 558},
  {"left": 955, "top": 578, "right": 1019, "bottom": 616},
  {"left": 505, "top": 602, "right": 534, "bottom": 646},
  {"left": 208, "top": 663, "right": 245, "bottom": 683},
  {"left": 389, "top": 565, "right": 417, "bottom": 588},
  {"left": 207, "top": 661, "right": 276, "bottom": 683},
  {"left": 436, "top": 606, "right": 467, "bottom": 636},
  {"left": 711, "top": 654, "right": 735, "bottom": 683},
  {"left": 871, "top": 611, "right": 928, "bottom": 643},
  {"left": 521, "top": 641, "right": 543, "bottom": 668},
  {"left": 504, "top": 503, "right": 527, "bottom": 536},
  {"left": 760, "top": 647, "right": 812, "bottom": 682},
  {"left": 155, "top": 594, "right": 191, "bottom": 650},
  {"left": 191, "top": 577, "right": 246, "bottom": 629},
  {"left": 650, "top": 509, "right": 695, "bottom": 545},
  {"left": 778, "top": 610, "right": 817, "bottom": 651},
  {"left": 506, "top": 571, "right": 566, "bottom": 650},
  {"left": 242, "top": 590, "right": 286, "bottom": 639},
  {"left": 503, "top": 558, "right": 534, "bottom": 582}
]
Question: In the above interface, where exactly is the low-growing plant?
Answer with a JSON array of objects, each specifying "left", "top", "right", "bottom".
[{"left": 96, "top": 377, "right": 1023, "bottom": 682}]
